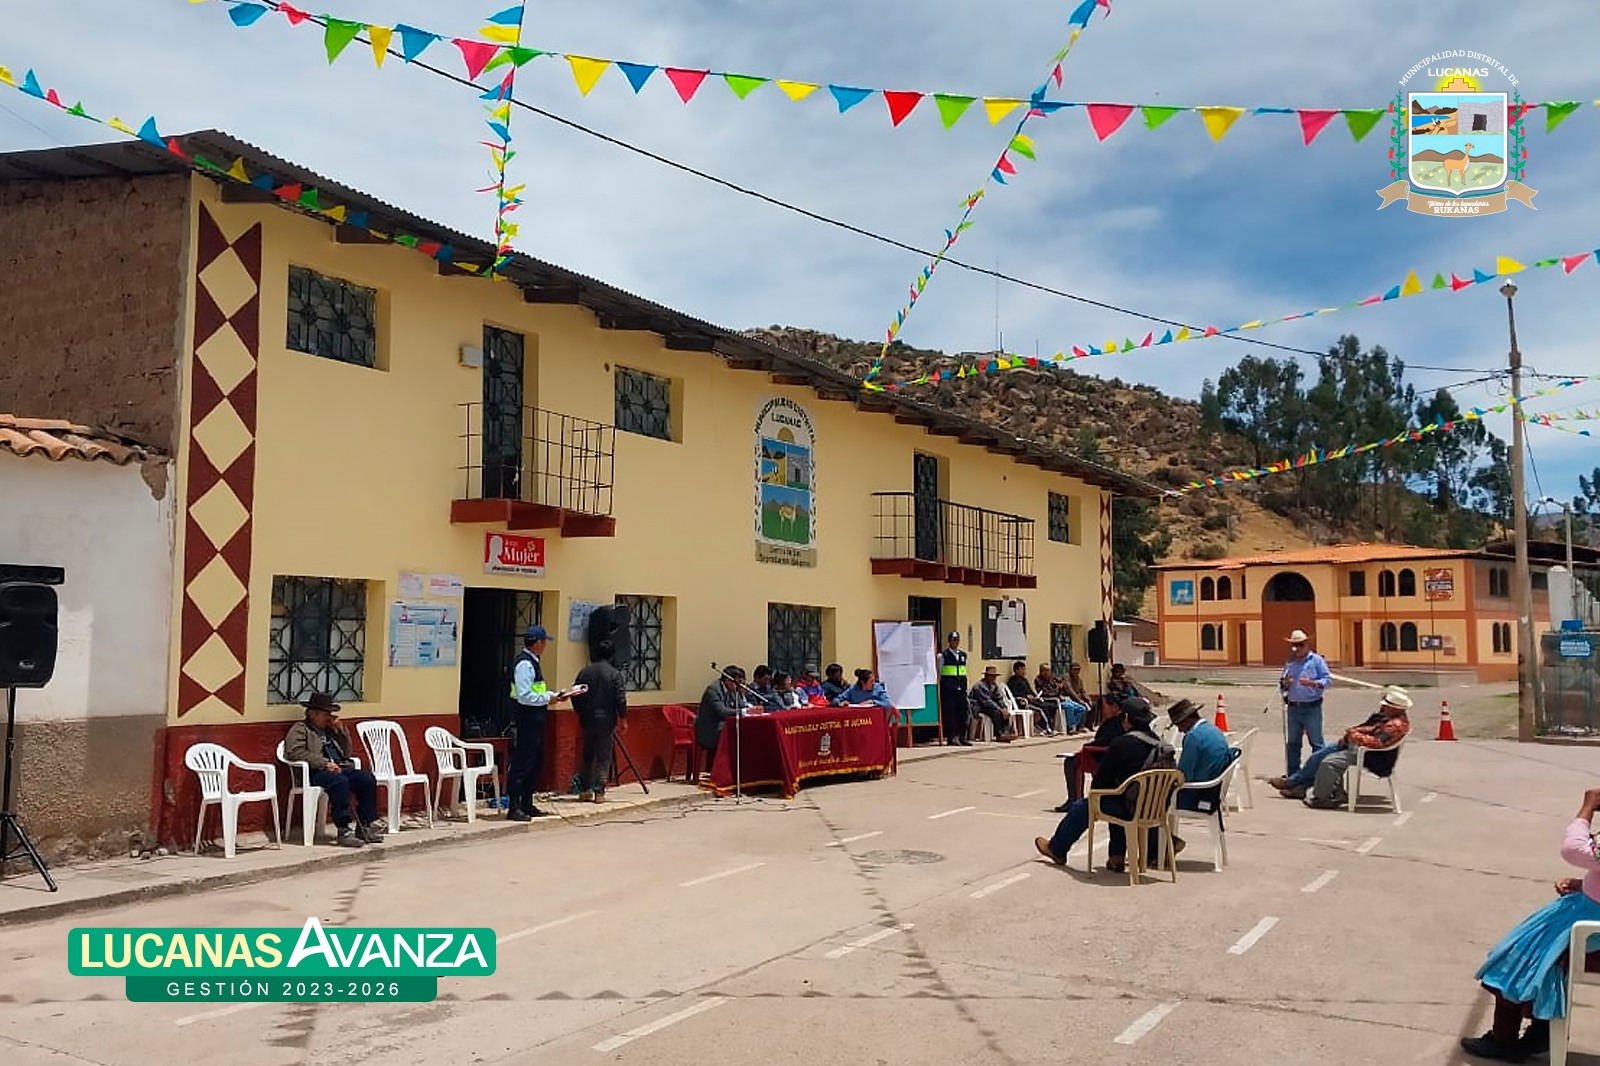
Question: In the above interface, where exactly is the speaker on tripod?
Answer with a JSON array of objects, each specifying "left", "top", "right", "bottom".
[
  {"left": 1086, "top": 620, "right": 1111, "bottom": 665},
  {"left": 0, "top": 579, "right": 61, "bottom": 891},
  {"left": 585, "top": 603, "right": 632, "bottom": 667}
]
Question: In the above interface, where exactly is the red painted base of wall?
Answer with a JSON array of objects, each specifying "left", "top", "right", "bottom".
[{"left": 152, "top": 707, "right": 685, "bottom": 850}]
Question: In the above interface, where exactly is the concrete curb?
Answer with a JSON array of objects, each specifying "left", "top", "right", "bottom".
[{"left": 0, "top": 790, "right": 706, "bottom": 929}]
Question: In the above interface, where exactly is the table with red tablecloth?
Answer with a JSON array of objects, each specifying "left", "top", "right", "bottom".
[{"left": 704, "top": 706, "right": 897, "bottom": 798}]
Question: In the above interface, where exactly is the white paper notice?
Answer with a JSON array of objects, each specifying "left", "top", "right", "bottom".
[
  {"left": 397, "top": 571, "right": 425, "bottom": 599},
  {"left": 429, "top": 574, "right": 464, "bottom": 598},
  {"left": 911, "top": 626, "right": 937, "bottom": 685},
  {"left": 880, "top": 622, "right": 914, "bottom": 668},
  {"left": 882, "top": 666, "right": 924, "bottom": 710}
]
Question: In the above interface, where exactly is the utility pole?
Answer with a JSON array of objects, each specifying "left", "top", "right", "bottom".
[{"left": 1505, "top": 281, "right": 1537, "bottom": 742}]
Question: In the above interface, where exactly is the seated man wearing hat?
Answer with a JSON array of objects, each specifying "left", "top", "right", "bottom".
[
  {"left": 969, "top": 666, "right": 1018, "bottom": 742},
  {"left": 282, "top": 692, "right": 382, "bottom": 847},
  {"left": 1269, "top": 686, "right": 1412, "bottom": 808},
  {"left": 1169, "top": 699, "right": 1235, "bottom": 813}
]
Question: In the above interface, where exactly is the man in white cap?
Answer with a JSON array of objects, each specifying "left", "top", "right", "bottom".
[
  {"left": 1278, "top": 629, "right": 1331, "bottom": 777},
  {"left": 1270, "top": 686, "right": 1413, "bottom": 808}
]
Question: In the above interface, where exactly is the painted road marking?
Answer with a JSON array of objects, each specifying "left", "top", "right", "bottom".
[
  {"left": 928, "top": 806, "right": 977, "bottom": 820},
  {"left": 825, "top": 923, "right": 914, "bottom": 960},
  {"left": 970, "top": 872, "right": 1031, "bottom": 899},
  {"left": 1012, "top": 788, "right": 1047, "bottom": 799},
  {"left": 592, "top": 997, "right": 727, "bottom": 1052},
  {"left": 498, "top": 911, "right": 596, "bottom": 945},
  {"left": 1301, "top": 870, "right": 1339, "bottom": 894},
  {"left": 1393, "top": 811, "right": 1414, "bottom": 828},
  {"left": 1227, "top": 917, "right": 1279, "bottom": 956},
  {"left": 826, "top": 831, "right": 883, "bottom": 847},
  {"left": 1355, "top": 837, "right": 1381, "bottom": 854},
  {"left": 1421, "top": 792, "right": 1438, "bottom": 804},
  {"left": 175, "top": 1003, "right": 263, "bottom": 1027},
  {"left": 1114, "top": 1002, "right": 1180, "bottom": 1045},
  {"left": 678, "top": 862, "right": 765, "bottom": 888}
]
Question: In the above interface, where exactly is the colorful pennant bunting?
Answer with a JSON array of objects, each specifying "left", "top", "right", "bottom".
[
  {"left": 1177, "top": 379, "right": 1589, "bottom": 493},
  {"left": 474, "top": 7, "right": 527, "bottom": 277},
  {"left": 867, "top": 243, "right": 1600, "bottom": 391}
]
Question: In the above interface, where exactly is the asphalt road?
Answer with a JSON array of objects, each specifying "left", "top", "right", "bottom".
[{"left": 5, "top": 717, "right": 1600, "bottom": 1066}]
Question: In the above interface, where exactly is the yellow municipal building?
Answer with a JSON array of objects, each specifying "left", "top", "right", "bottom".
[{"left": 0, "top": 131, "right": 1156, "bottom": 854}]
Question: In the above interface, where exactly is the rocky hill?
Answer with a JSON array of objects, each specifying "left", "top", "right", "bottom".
[{"left": 745, "top": 326, "right": 1323, "bottom": 576}]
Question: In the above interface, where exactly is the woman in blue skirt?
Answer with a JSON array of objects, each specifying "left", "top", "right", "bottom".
[{"left": 1463, "top": 787, "right": 1600, "bottom": 1062}]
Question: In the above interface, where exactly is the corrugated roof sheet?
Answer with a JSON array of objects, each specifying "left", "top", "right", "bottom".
[{"left": 0, "top": 415, "right": 157, "bottom": 465}]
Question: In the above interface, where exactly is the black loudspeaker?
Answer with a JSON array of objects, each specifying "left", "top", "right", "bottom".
[
  {"left": 1086, "top": 619, "right": 1111, "bottom": 664},
  {"left": 586, "top": 603, "right": 632, "bottom": 667},
  {"left": 0, "top": 582, "right": 59, "bottom": 688}
]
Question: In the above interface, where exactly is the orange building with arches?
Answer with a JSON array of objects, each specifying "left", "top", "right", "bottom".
[{"left": 1156, "top": 542, "right": 1598, "bottom": 682}]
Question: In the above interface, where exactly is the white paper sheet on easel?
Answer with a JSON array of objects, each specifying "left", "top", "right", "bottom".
[
  {"left": 882, "top": 666, "right": 924, "bottom": 710},
  {"left": 879, "top": 622, "right": 914, "bottom": 668},
  {"left": 910, "top": 626, "right": 936, "bottom": 685}
]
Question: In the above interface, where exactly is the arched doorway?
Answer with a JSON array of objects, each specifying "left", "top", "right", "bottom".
[{"left": 1261, "top": 572, "right": 1317, "bottom": 663}]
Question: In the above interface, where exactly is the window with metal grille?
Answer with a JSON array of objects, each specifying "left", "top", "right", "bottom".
[
  {"left": 1378, "top": 569, "right": 1396, "bottom": 597},
  {"left": 1399, "top": 622, "right": 1419, "bottom": 651},
  {"left": 614, "top": 366, "right": 673, "bottom": 441},
  {"left": 1397, "top": 569, "right": 1417, "bottom": 597},
  {"left": 268, "top": 576, "right": 367, "bottom": 704},
  {"left": 1379, "top": 622, "right": 1398, "bottom": 652},
  {"left": 767, "top": 602, "right": 823, "bottom": 678},
  {"left": 1050, "top": 624, "right": 1074, "bottom": 673},
  {"left": 1047, "top": 492, "right": 1071, "bottom": 544},
  {"left": 286, "top": 266, "right": 377, "bottom": 368},
  {"left": 1201, "top": 624, "right": 1218, "bottom": 651},
  {"left": 617, "top": 595, "right": 665, "bottom": 692}
]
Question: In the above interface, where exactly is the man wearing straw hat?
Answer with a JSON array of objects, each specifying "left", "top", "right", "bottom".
[
  {"left": 1270, "top": 686, "right": 1413, "bottom": 808},
  {"left": 1278, "top": 629, "right": 1331, "bottom": 777}
]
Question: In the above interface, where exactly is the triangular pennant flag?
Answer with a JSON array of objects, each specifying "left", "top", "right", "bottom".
[
  {"left": 1120, "top": 339, "right": 1136, "bottom": 352},
  {"left": 478, "top": 25, "right": 521, "bottom": 44},
  {"left": 1345, "top": 108, "right": 1384, "bottom": 141},
  {"left": 983, "top": 98, "right": 1024, "bottom": 124},
  {"left": 19, "top": 69, "right": 43, "bottom": 98},
  {"left": 508, "top": 47, "right": 542, "bottom": 66},
  {"left": 417, "top": 240, "right": 443, "bottom": 257},
  {"left": 617, "top": 62, "right": 656, "bottom": 93},
  {"left": 1431, "top": 273, "right": 1446, "bottom": 289},
  {"left": 1086, "top": 103, "right": 1135, "bottom": 141},
  {"left": 1546, "top": 101, "right": 1583, "bottom": 132},
  {"left": 1562, "top": 254, "right": 1589, "bottom": 274},
  {"left": 1139, "top": 332, "right": 1154, "bottom": 347},
  {"left": 1296, "top": 109, "right": 1338, "bottom": 145},
  {"left": 279, "top": 4, "right": 309, "bottom": 24},
  {"left": 744, "top": 78, "right": 803, "bottom": 103},
  {"left": 883, "top": 91, "right": 923, "bottom": 127},
  {"left": 665, "top": 68, "right": 710, "bottom": 102},
  {"left": 1496, "top": 256, "right": 1526, "bottom": 275},
  {"left": 1008, "top": 133, "right": 1036, "bottom": 159},
  {"left": 485, "top": 121, "right": 512, "bottom": 143},
  {"left": 1533, "top": 258, "right": 1560, "bottom": 268},
  {"left": 724, "top": 74, "right": 768, "bottom": 100},
  {"left": 346, "top": 210, "right": 369, "bottom": 229},
  {"left": 324, "top": 204, "right": 347, "bottom": 223},
  {"left": 1508, "top": 102, "right": 1533, "bottom": 126},
  {"left": 1140, "top": 105, "right": 1181, "bottom": 130},
  {"left": 367, "top": 25, "right": 393, "bottom": 66},
  {"left": 1450, "top": 273, "right": 1473, "bottom": 290},
  {"left": 323, "top": 18, "right": 365, "bottom": 62},
  {"left": 1175, "top": 326, "right": 1191, "bottom": 341},
  {"left": 453, "top": 39, "right": 501, "bottom": 80},
  {"left": 1400, "top": 271, "right": 1423, "bottom": 296},
  {"left": 395, "top": 25, "right": 438, "bottom": 62},
  {"left": 298, "top": 188, "right": 321, "bottom": 210},
  {"left": 1158, "top": 330, "right": 1173, "bottom": 344},
  {"left": 995, "top": 154, "right": 1017, "bottom": 175},
  {"left": 274, "top": 182, "right": 303, "bottom": 202},
  {"left": 828, "top": 85, "right": 873, "bottom": 112},
  {"left": 250, "top": 172, "right": 274, "bottom": 191},
  {"left": 1197, "top": 106, "right": 1246, "bottom": 141},
  {"left": 486, "top": 5, "right": 524, "bottom": 25},
  {"left": 1358, "top": 294, "right": 1383, "bottom": 305},
  {"left": 226, "top": 157, "right": 249, "bottom": 182},
  {"left": 394, "top": 234, "right": 419, "bottom": 248},
  {"left": 1473, "top": 268, "right": 1495, "bottom": 283},
  {"left": 135, "top": 116, "right": 164, "bottom": 147},
  {"left": 933, "top": 94, "right": 975, "bottom": 128},
  {"left": 1202, "top": 326, "right": 1219, "bottom": 337},
  {"left": 44, "top": 87, "right": 61, "bottom": 107},
  {"left": 567, "top": 56, "right": 610, "bottom": 96},
  {"left": 228, "top": 3, "right": 271, "bottom": 27}
]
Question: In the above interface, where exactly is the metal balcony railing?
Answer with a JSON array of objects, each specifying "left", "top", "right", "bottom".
[
  {"left": 871, "top": 492, "right": 1035, "bottom": 578},
  {"left": 457, "top": 403, "right": 615, "bottom": 516}
]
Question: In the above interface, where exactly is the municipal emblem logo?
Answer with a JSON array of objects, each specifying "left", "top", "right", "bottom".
[
  {"left": 1378, "top": 66, "right": 1537, "bottom": 217},
  {"left": 818, "top": 733, "right": 832, "bottom": 756}
]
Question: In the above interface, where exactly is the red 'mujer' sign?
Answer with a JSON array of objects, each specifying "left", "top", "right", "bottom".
[{"left": 484, "top": 532, "right": 545, "bottom": 577}]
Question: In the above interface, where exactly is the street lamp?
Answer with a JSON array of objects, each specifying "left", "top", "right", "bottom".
[{"left": 1538, "top": 496, "right": 1581, "bottom": 623}]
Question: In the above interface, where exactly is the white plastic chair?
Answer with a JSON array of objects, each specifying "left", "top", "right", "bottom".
[
  {"left": 1344, "top": 736, "right": 1405, "bottom": 813},
  {"left": 998, "top": 684, "right": 1032, "bottom": 739},
  {"left": 1224, "top": 727, "right": 1259, "bottom": 811},
  {"left": 184, "top": 742, "right": 280, "bottom": 859},
  {"left": 425, "top": 726, "right": 500, "bottom": 822},
  {"left": 276, "top": 740, "right": 362, "bottom": 845},
  {"left": 1170, "top": 753, "right": 1241, "bottom": 872},
  {"left": 1552, "top": 920, "right": 1600, "bottom": 1066},
  {"left": 356, "top": 720, "right": 435, "bottom": 831}
]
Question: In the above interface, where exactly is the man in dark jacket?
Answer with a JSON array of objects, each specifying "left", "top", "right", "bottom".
[
  {"left": 572, "top": 637, "right": 629, "bottom": 803},
  {"left": 696, "top": 666, "right": 748, "bottom": 773},
  {"left": 939, "top": 632, "right": 971, "bottom": 746},
  {"left": 1054, "top": 694, "right": 1138, "bottom": 812},
  {"left": 281, "top": 692, "right": 381, "bottom": 847},
  {"left": 1035, "top": 699, "right": 1175, "bottom": 872}
]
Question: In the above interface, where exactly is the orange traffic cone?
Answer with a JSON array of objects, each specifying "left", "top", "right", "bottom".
[
  {"left": 1214, "top": 693, "right": 1230, "bottom": 732},
  {"left": 1437, "top": 699, "right": 1457, "bottom": 741}
]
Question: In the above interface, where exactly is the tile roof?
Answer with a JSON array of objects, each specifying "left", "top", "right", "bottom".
[
  {"left": 0, "top": 415, "right": 157, "bottom": 465},
  {"left": 1156, "top": 543, "right": 1486, "bottom": 570}
]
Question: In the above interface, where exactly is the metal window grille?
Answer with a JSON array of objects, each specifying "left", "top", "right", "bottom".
[
  {"left": 481, "top": 325, "right": 526, "bottom": 500},
  {"left": 1399, "top": 622, "right": 1419, "bottom": 652},
  {"left": 286, "top": 266, "right": 376, "bottom": 368},
  {"left": 614, "top": 367, "right": 672, "bottom": 441},
  {"left": 1047, "top": 492, "right": 1071, "bottom": 544},
  {"left": 617, "top": 595, "right": 664, "bottom": 692},
  {"left": 1050, "top": 624, "right": 1074, "bottom": 672},
  {"left": 767, "top": 603, "right": 823, "bottom": 678},
  {"left": 1397, "top": 569, "right": 1417, "bottom": 597},
  {"left": 268, "top": 576, "right": 367, "bottom": 704}
]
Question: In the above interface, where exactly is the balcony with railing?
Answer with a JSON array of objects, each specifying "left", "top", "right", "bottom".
[
  {"left": 870, "top": 492, "right": 1036, "bottom": 588},
  {"left": 451, "top": 403, "right": 617, "bottom": 537}
]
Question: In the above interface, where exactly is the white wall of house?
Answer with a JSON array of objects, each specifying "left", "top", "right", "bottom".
[{"left": 0, "top": 457, "right": 174, "bottom": 723}]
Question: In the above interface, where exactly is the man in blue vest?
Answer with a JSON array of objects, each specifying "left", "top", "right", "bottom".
[
  {"left": 507, "top": 625, "right": 571, "bottom": 821},
  {"left": 940, "top": 631, "right": 971, "bottom": 746}
]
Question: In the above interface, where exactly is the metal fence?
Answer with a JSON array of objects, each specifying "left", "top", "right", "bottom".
[
  {"left": 457, "top": 403, "right": 615, "bottom": 516},
  {"left": 871, "top": 491, "right": 1035, "bottom": 578}
]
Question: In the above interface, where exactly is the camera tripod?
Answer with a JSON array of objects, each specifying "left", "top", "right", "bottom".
[{"left": 1, "top": 688, "right": 57, "bottom": 891}]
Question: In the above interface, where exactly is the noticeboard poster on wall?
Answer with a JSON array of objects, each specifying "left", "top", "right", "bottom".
[
  {"left": 754, "top": 397, "right": 817, "bottom": 568},
  {"left": 1170, "top": 579, "right": 1195, "bottom": 606},
  {"left": 981, "top": 598, "right": 1028, "bottom": 661},
  {"left": 1424, "top": 567, "right": 1455, "bottom": 601}
]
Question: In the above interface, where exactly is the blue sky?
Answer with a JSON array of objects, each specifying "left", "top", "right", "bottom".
[{"left": 2, "top": 0, "right": 1596, "bottom": 506}]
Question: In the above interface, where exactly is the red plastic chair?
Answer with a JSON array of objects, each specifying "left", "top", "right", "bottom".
[{"left": 661, "top": 705, "right": 699, "bottom": 783}]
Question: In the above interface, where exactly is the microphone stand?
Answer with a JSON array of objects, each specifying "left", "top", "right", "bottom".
[{"left": 712, "top": 665, "right": 767, "bottom": 804}]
